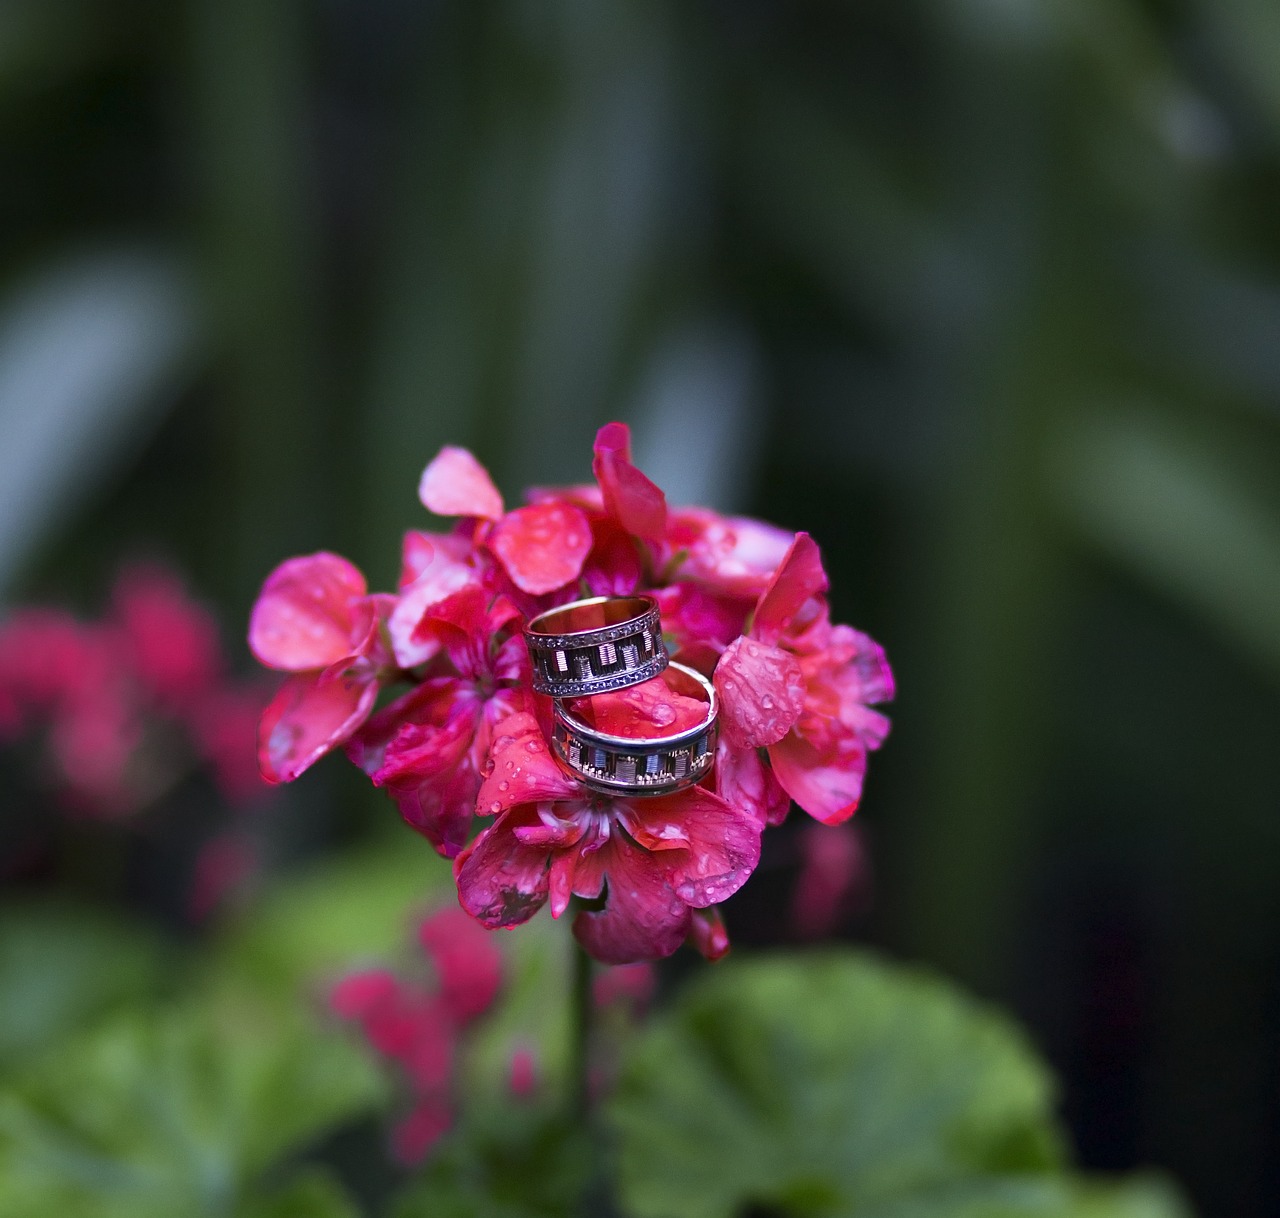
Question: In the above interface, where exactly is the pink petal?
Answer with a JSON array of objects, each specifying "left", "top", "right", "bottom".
[
  {"left": 567, "top": 674, "right": 706, "bottom": 739},
  {"left": 418, "top": 445, "right": 504, "bottom": 521},
  {"left": 474, "top": 711, "right": 582, "bottom": 817},
  {"left": 258, "top": 664, "right": 379, "bottom": 783},
  {"left": 666, "top": 510, "right": 795, "bottom": 600},
  {"left": 113, "top": 564, "right": 221, "bottom": 707},
  {"left": 621, "top": 786, "right": 762, "bottom": 908},
  {"left": 713, "top": 635, "right": 806, "bottom": 749},
  {"left": 714, "top": 738, "right": 791, "bottom": 827},
  {"left": 417, "top": 907, "right": 503, "bottom": 1024},
  {"left": 791, "top": 820, "right": 871, "bottom": 938},
  {"left": 388, "top": 548, "right": 481, "bottom": 669},
  {"left": 349, "top": 678, "right": 482, "bottom": 857},
  {"left": 581, "top": 515, "right": 644, "bottom": 597},
  {"left": 330, "top": 968, "right": 400, "bottom": 1021},
  {"left": 572, "top": 833, "right": 691, "bottom": 964},
  {"left": 752, "top": 532, "right": 829, "bottom": 647},
  {"left": 489, "top": 502, "right": 592, "bottom": 596},
  {"left": 592, "top": 422, "right": 667, "bottom": 542},
  {"left": 687, "top": 907, "right": 731, "bottom": 961},
  {"left": 453, "top": 813, "right": 552, "bottom": 929},
  {"left": 248, "top": 552, "right": 367, "bottom": 671},
  {"left": 392, "top": 1099, "right": 452, "bottom": 1166},
  {"left": 653, "top": 583, "right": 748, "bottom": 658},
  {"left": 768, "top": 731, "right": 866, "bottom": 825},
  {"left": 399, "top": 529, "right": 476, "bottom": 588}
]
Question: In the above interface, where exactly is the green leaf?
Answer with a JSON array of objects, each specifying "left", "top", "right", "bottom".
[
  {"left": 391, "top": 1109, "right": 590, "bottom": 1218},
  {"left": 608, "top": 950, "right": 1068, "bottom": 1218},
  {"left": 0, "top": 994, "right": 383, "bottom": 1218},
  {"left": 852, "top": 1175, "right": 1192, "bottom": 1218},
  {"left": 215, "top": 837, "right": 453, "bottom": 1004},
  {"left": 0, "top": 900, "right": 168, "bottom": 1077},
  {"left": 236, "top": 1169, "right": 361, "bottom": 1218}
]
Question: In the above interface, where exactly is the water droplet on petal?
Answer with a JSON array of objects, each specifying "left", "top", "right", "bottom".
[
  {"left": 488, "top": 800, "right": 503, "bottom": 814},
  {"left": 761, "top": 695, "right": 774, "bottom": 709},
  {"left": 504, "top": 759, "right": 515, "bottom": 771},
  {"left": 650, "top": 704, "right": 676, "bottom": 727},
  {"left": 498, "top": 780, "right": 510, "bottom": 791},
  {"left": 526, "top": 740, "right": 541, "bottom": 753},
  {"left": 480, "top": 757, "right": 496, "bottom": 777}
]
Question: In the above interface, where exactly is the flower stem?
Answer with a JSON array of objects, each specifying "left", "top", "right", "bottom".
[{"left": 570, "top": 938, "right": 593, "bottom": 1121}]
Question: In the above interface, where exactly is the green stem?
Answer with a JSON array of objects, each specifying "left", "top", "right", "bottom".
[{"left": 570, "top": 939, "right": 593, "bottom": 1122}]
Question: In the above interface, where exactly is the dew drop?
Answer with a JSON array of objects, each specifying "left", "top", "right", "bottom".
[
  {"left": 761, "top": 695, "right": 774, "bottom": 709},
  {"left": 650, "top": 704, "right": 676, "bottom": 727},
  {"left": 504, "top": 759, "right": 516, "bottom": 771},
  {"left": 480, "top": 757, "right": 496, "bottom": 777},
  {"left": 498, "top": 780, "right": 510, "bottom": 791},
  {"left": 488, "top": 800, "right": 503, "bottom": 814},
  {"left": 526, "top": 740, "right": 541, "bottom": 753}
]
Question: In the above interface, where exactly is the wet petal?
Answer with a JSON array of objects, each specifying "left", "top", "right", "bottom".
[
  {"left": 752, "top": 532, "right": 829, "bottom": 647},
  {"left": 592, "top": 422, "right": 667, "bottom": 542},
  {"left": 388, "top": 549, "right": 481, "bottom": 669},
  {"left": 419, "top": 445, "right": 504, "bottom": 521},
  {"left": 768, "top": 731, "right": 866, "bottom": 825},
  {"left": 714, "top": 738, "right": 791, "bottom": 827},
  {"left": 687, "top": 906, "right": 731, "bottom": 961},
  {"left": 667, "top": 510, "right": 795, "bottom": 600},
  {"left": 572, "top": 833, "right": 691, "bottom": 964},
  {"left": 489, "top": 502, "right": 592, "bottom": 596},
  {"left": 713, "top": 635, "right": 806, "bottom": 749},
  {"left": 568, "top": 674, "right": 706, "bottom": 739},
  {"left": 258, "top": 664, "right": 379, "bottom": 783},
  {"left": 474, "top": 711, "right": 582, "bottom": 816},
  {"left": 622, "top": 786, "right": 762, "bottom": 908},
  {"left": 249, "top": 552, "right": 367, "bottom": 671},
  {"left": 454, "top": 813, "right": 551, "bottom": 929}
]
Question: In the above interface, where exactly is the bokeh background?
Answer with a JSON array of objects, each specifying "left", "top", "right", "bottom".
[{"left": 3, "top": 2, "right": 1280, "bottom": 1214}]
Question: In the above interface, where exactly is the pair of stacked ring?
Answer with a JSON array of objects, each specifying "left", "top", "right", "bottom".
[{"left": 524, "top": 595, "right": 718, "bottom": 797}]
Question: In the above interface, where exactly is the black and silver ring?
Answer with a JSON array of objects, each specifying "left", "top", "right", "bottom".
[
  {"left": 525, "top": 595, "right": 667, "bottom": 698},
  {"left": 550, "top": 662, "right": 718, "bottom": 797}
]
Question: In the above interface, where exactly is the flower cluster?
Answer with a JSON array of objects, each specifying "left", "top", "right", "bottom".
[
  {"left": 0, "top": 564, "right": 265, "bottom": 815},
  {"left": 330, "top": 907, "right": 504, "bottom": 1164},
  {"left": 250, "top": 424, "right": 893, "bottom": 963},
  {"left": 0, "top": 563, "right": 272, "bottom": 917}
]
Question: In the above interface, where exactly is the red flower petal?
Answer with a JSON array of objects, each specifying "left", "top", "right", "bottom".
[
  {"left": 569, "top": 674, "right": 706, "bottom": 739},
  {"left": 248, "top": 552, "right": 367, "bottom": 671},
  {"left": 666, "top": 509, "right": 794, "bottom": 600},
  {"left": 592, "top": 422, "right": 667, "bottom": 542},
  {"left": 752, "top": 532, "right": 829, "bottom": 647},
  {"left": 330, "top": 968, "right": 400, "bottom": 1021},
  {"left": 713, "top": 635, "right": 806, "bottom": 749},
  {"left": 489, "top": 503, "right": 592, "bottom": 596},
  {"left": 257, "top": 664, "right": 379, "bottom": 783},
  {"left": 767, "top": 731, "right": 866, "bottom": 825},
  {"left": 418, "top": 446, "right": 504, "bottom": 521},
  {"left": 620, "top": 786, "right": 762, "bottom": 908},
  {"left": 453, "top": 812, "right": 552, "bottom": 929},
  {"left": 389, "top": 549, "right": 481, "bottom": 669},
  {"left": 571, "top": 832, "right": 691, "bottom": 964},
  {"left": 417, "top": 907, "right": 503, "bottom": 1024},
  {"left": 687, "top": 907, "right": 731, "bottom": 961},
  {"left": 391, "top": 1099, "right": 452, "bottom": 1166},
  {"left": 474, "top": 711, "right": 582, "bottom": 816},
  {"left": 714, "top": 738, "right": 791, "bottom": 828}
]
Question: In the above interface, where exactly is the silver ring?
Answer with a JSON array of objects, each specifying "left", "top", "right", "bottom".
[
  {"left": 551, "top": 662, "right": 718, "bottom": 796},
  {"left": 525, "top": 595, "right": 667, "bottom": 697}
]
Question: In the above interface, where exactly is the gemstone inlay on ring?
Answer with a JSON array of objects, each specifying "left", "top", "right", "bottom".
[
  {"left": 525, "top": 595, "right": 667, "bottom": 697},
  {"left": 550, "top": 662, "right": 718, "bottom": 796}
]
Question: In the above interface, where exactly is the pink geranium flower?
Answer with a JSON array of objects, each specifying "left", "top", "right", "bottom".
[
  {"left": 249, "top": 552, "right": 395, "bottom": 783},
  {"left": 453, "top": 708, "right": 762, "bottom": 964},
  {"left": 347, "top": 586, "right": 531, "bottom": 857},
  {"left": 330, "top": 905, "right": 503, "bottom": 1166},
  {"left": 713, "top": 533, "right": 894, "bottom": 824}
]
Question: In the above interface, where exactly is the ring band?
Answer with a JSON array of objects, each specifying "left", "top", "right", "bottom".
[
  {"left": 525, "top": 595, "right": 667, "bottom": 697},
  {"left": 550, "top": 662, "right": 718, "bottom": 796}
]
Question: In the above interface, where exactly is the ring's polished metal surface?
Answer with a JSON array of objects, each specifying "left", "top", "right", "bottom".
[
  {"left": 550, "top": 662, "right": 718, "bottom": 796},
  {"left": 525, "top": 595, "right": 667, "bottom": 697}
]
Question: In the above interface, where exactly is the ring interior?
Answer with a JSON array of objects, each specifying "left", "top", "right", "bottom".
[
  {"left": 559, "top": 663, "right": 714, "bottom": 744},
  {"left": 529, "top": 596, "right": 650, "bottom": 638}
]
